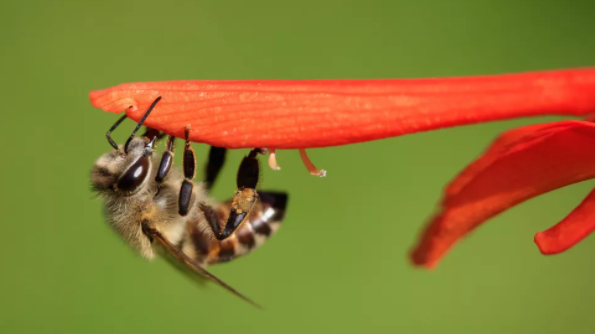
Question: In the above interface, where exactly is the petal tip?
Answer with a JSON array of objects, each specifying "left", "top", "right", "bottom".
[
  {"left": 89, "top": 88, "right": 137, "bottom": 114},
  {"left": 410, "top": 248, "right": 439, "bottom": 270},
  {"left": 88, "top": 89, "right": 104, "bottom": 107},
  {"left": 534, "top": 232, "right": 562, "bottom": 255}
]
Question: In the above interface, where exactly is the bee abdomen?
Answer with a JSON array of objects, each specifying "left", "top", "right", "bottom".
[{"left": 187, "top": 191, "right": 287, "bottom": 266}]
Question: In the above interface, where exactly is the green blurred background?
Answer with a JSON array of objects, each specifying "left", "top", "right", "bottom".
[{"left": 2, "top": 0, "right": 594, "bottom": 333}]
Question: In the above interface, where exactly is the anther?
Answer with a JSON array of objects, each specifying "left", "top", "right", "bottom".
[
  {"left": 299, "top": 149, "right": 326, "bottom": 177},
  {"left": 268, "top": 149, "right": 281, "bottom": 170}
]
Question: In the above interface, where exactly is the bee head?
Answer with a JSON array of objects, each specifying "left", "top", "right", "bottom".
[
  {"left": 91, "top": 137, "right": 156, "bottom": 194},
  {"left": 91, "top": 97, "right": 161, "bottom": 195}
]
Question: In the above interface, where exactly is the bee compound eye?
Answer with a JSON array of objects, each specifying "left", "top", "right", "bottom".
[{"left": 117, "top": 156, "right": 150, "bottom": 192}]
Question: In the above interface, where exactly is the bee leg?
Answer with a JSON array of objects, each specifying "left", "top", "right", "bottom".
[
  {"left": 215, "top": 148, "right": 262, "bottom": 240},
  {"left": 203, "top": 146, "right": 227, "bottom": 193},
  {"left": 199, "top": 201, "right": 224, "bottom": 238},
  {"left": 193, "top": 191, "right": 288, "bottom": 265},
  {"left": 179, "top": 126, "right": 197, "bottom": 216},
  {"left": 195, "top": 146, "right": 227, "bottom": 236},
  {"left": 155, "top": 135, "right": 176, "bottom": 183},
  {"left": 141, "top": 127, "right": 166, "bottom": 143}
]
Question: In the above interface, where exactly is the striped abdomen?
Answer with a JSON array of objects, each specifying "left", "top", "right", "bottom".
[{"left": 183, "top": 191, "right": 287, "bottom": 266}]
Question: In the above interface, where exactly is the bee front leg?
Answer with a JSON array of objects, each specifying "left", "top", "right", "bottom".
[
  {"left": 179, "top": 127, "right": 196, "bottom": 216},
  {"left": 141, "top": 127, "right": 166, "bottom": 143},
  {"left": 155, "top": 135, "right": 176, "bottom": 183}
]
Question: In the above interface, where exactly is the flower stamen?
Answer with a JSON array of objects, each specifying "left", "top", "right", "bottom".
[
  {"left": 299, "top": 149, "right": 326, "bottom": 177},
  {"left": 268, "top": 149, "right": 281, "bottom": 170}
]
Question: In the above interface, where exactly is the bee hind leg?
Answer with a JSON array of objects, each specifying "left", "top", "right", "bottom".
[
  {"left": 191, "top": 191, "right": 289, "bottom": 265},
  {"left": 205, "top": 148, "right": 263, "bottom": 240}
]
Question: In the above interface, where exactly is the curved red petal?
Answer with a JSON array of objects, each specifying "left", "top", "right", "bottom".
[
  {"left": 89, "top": 68, "right": 595, "bottom": 149},
  {"left": 535, "top": 187, "right": 595, "bottom": 255},
  {"left": 445, "top": 122, "right": 571, "bottom": 196},
  {"left": 410, "top": 120, "right": 595, "bottom": 268}
]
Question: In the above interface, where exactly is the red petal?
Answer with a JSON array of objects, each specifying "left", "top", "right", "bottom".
[
  {"left": 410, "top": 120, "right": 595, "bottom": 268},
  {"left": 89, "top": 68, "right": 595, "bottom": 149},
  {"left": 535, "top": 187, "right": 595, "bottom": 254}
]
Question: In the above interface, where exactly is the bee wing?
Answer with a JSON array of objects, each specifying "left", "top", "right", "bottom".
[{"left": 142, "top": 223, "right": 261, "bottom": 308}]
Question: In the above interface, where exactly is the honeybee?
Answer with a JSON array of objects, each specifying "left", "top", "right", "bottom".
[{"left": 90, "top": 97, "right": 288, "bottom": 307}]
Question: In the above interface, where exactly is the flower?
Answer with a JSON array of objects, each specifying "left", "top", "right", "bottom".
[
  {"left": 90, "top": 68, "right": 595, "bottom": 150},
  {"left": 89, "top": 68, "right": 595, "bottom": 260},
  {"left": 410, "top": 120, "right": 595, "bottom": 268},
  {"left": 90, "top": 67, "right": 595, "bottom": 176}
]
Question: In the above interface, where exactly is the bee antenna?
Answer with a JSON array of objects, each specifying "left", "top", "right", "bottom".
[
  {"left": 124, "top": 96, "right": 162, "bottom": 154},
  {"left": 106, "top": 115, "right": 128, "bottom": 150}
]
